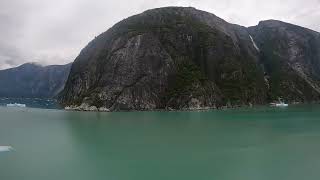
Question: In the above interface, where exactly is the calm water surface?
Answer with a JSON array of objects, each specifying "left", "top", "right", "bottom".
[{"left": 1, "top": 105, "right": 320, "bottom": 180}]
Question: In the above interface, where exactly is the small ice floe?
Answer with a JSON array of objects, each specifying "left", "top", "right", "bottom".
[
  {"left": 7, "top": 103, "right": 26, "bottom": 108},
  {"left": 0, "top": 146, "right": 13, "bottom": 152},
  {"left": 270, "top": 98, "right": 289, "bottom": 107},
  {"left": 276, "top": 102, "right": 288, "bottom": 107}
]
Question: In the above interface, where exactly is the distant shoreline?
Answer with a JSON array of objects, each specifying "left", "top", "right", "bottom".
[
  {"left": 1, "top": 97, "right": 319, "bottom": 112},
  {"left": 63, "top": 102, "right": 316, "bottom": 113}
]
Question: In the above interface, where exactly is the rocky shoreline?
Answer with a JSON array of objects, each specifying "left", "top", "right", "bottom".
[
  {"left": 65, "top": 103, "right": 111, "bottom": 112},
  {"left": 64, "top": 102, "right": 218, "bottom": 112},
  {"left": 63, "top": 102, "right": 256, "bottom": 112},
  {"left": 63, "top": 101, "right": 320, "bottom": 112}
]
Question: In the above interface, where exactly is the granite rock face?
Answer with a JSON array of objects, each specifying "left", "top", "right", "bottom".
[
  {"left": 249, "top": 20, "right": 320, "bottom": 102},
  {"left": 0, "top": 63, "right": 72, "bottom": 98},
  {"left": 59, "top": 7, "right": 320, "bottom": 111}
]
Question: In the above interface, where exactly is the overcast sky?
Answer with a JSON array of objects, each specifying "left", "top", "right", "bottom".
[{"left": 0, "top": 0, "right": 319, "bottom": 69}]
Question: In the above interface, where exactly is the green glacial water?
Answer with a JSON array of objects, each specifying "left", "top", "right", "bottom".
[{"left": 1, "top": 105, "right": 320, "bottom": 180}]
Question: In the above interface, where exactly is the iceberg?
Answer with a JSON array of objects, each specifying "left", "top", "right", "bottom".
[
  {"left": 0, "top": 146, "right": 13, "bottom": 152},
  {"left": 7, "top": 103, "right": 26, "bottom": 108}
]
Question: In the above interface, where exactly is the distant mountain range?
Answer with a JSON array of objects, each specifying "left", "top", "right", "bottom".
[{"left": 0, "top": 63, "right": 71, "bottom": 98}]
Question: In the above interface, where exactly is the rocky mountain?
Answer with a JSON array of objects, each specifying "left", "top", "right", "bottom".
[
  {"left": 59, "top": 7, "right": 320, "bottom": 111},
  {"left": 0, "top": 63, "right": 72, "bottom": 98},
  {"left": 249, "top": 20, "right": 320, "bottom": 102}
]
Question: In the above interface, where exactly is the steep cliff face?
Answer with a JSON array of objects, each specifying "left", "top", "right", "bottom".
[
  {"left": 0, "top": 63, "right": 72, "bottom": 98},
  {"left": 60, "top": 7, "right": 320, "bottom": 111},
  {"left": 60, "top": 7, "right": 267, "bottom": 111},
  {"left": 249, "top": 20, "right": 320, "bottom": 102}
]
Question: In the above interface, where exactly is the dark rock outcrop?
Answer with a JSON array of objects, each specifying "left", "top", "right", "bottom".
[
  {"left": 249, "top": 20, "right": 320, "bottom": 102},
  {"left": 59, "top": 7, "right": 320, "bottom": 111},
  {"left": 0, "top": 63, "right": 72, "bottom": 98}
]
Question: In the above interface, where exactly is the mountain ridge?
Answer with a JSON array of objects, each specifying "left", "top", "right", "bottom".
[
  {"left": 58, "top": 7, "right": 320, "bottom": 111},
  {"left": 0, "top": 63, "right": 72, "bottom": 98}
]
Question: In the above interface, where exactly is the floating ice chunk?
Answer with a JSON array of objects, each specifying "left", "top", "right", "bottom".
[
  {"left": 0, "top": 146, "right": 13, "bottom": 152},
  {"left": 7, "top": 103, "right": 26, "bottom": 108},
  {"left": 249, "top": 35, "right": 260, "bottom": 52}
]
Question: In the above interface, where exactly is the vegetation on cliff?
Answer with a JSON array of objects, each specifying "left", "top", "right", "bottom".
[{"left": 59, "top": 7, "right": 320, "bottom": 111}]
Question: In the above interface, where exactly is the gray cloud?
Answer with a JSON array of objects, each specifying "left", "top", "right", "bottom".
[{"left": 0, "top": 0, "right": 319, "bottom": 69}]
